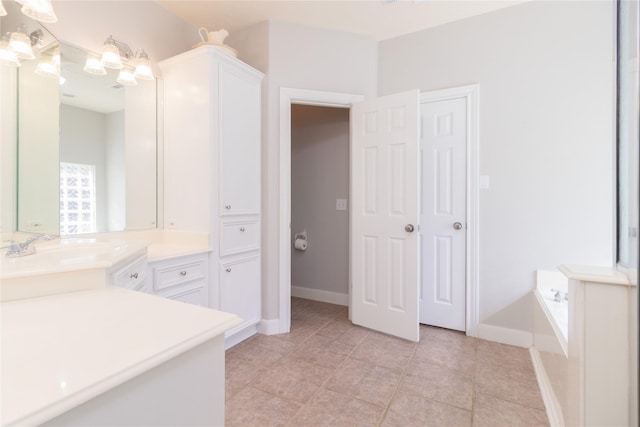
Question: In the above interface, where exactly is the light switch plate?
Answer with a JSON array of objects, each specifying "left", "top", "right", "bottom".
[
  {"left": 479, "top": 175, "right": 490, "bottom": 190},
  {"left": 336, "top": 199, "right": 347, "bottom": 211}
]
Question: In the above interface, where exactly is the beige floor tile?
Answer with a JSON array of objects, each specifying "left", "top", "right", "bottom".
[
  {"left": 290, "top": 388, "right": 384, "bottom": 427},
  {"left": 350, "top": 333, "right": 417, "bottom": 370},
  {"left": 475, "top": 363, "right": 545, "bottom": 410},
  {"left": 476, "top": 339, "right": 534, "bottom": 372},
  {"left": 225, "top": 298, "right": 550, "bottom": 427},
  {"left": 264, "top": 356, "right": 335, "bottom": 385},
  {"left": 325, "top": 357, "right": 402, "bottom": 407},
  {"left": 227, "top": 338, "right": 286, "bottom": 367},
  {"left": 248, "top": 333, "right": 301, "bottom": 354},
  {"left": 225, "top": 357, "right": 266, "bottom": 399},
  {"left": 225, "top": 386, "right": 301, "bottom": 427},
  {"left": 472, "top": 393, "right": 549, "bottom": 427},
  {"left": 251, "top": 368, "right": 321, "bottom": 404},
  {"left": 413, "top": 340, "right": 475, "bottom": 376},
  {"left": 382, "top": 390, "right": 472, "bottom": 427},
  {"left": 401, "top": 357, "right": 474, "bottom": 410}
]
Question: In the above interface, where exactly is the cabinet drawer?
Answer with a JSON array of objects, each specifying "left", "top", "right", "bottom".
[
  {"left": 112, "top": 256, "right": 148, "bottom": 291},
  {"left": 220, "top": 220, "right": 259, "bottom": 256},
  {"left": 154, "top": 259, "right": 206, "bottom": 292}
]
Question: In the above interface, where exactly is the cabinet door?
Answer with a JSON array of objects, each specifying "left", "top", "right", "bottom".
[
  {"left": 218, "top": 63, "right": 261, "bottom": 216},
  {"left": 220, "top": 256, "right": 260, "bottom": 325}
]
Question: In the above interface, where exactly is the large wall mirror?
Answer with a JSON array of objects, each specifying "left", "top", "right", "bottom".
[{"left": 1, "top": 1, "right": 158, "bottom": 236}]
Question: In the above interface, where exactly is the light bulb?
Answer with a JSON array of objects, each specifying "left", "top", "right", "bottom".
[
  {"left": 9, "top": 26, "right": 34, "bottom": 60},
  {"left": 21, "top": 0, "right": 57, "bottom": 23},
  {"left": 101, "top": 36, "right": 123, "bottom": 69},
  {"left": 117, "top": 67, "right": 137, "bottom": 86},
  {"left": 35, "top": 56, "right": 59, "bottom": 78},
  {"left": 83, "top": 53, "right": 106, "bottom": 75},
  {"left": 0, "top": 40, "right": 20, "bottom": 67},
  {"left": 133, "top": 50, "right": 154, "bottom": 81}
]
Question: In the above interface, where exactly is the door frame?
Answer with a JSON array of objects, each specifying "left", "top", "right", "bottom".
[
  {"left": 278, "top": 88, "right": 364, "bottom": 334},
  {"left": 420, "top": 84, "right": 480, "bottom": 336},
  {"left": 277, "top": 84, "right": 479, "bottom": 337}
]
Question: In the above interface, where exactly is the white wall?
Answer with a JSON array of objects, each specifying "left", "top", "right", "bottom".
[
  {"left": 59, "top": 105, "right": 108, "bottom": 233},
  {"left": 291, "top": 105, "right": 350, "bottom": 296},
  {"left": 379, "top": 1, "right": 615, "bottom": 331},
  {"left": 46, "top": 1, "right": 198, "bottom": 66},
  {"left": 232, "top": 21, "right": 378, "bottom": 319}
]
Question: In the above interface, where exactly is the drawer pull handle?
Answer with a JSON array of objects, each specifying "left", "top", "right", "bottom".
[
  {"left": 130, "top": 272, "right": 139, "bottom": 279},
  {"left": 180, "top": 271, "right": 187, "bottom": 276},
  {"left": 226, "top": 267, "right": 232, "bottom": 273},
  {"left": 225, "top": 205, "right": 231, "bottom": 210},
  {"left": 240, "top": 227, "right": 246, "bottom": 232}
]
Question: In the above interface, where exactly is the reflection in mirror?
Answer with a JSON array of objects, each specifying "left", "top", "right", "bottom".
[
  {"left": 1, "top": 0, "right": 158, "bottom": 236},
  {"left": 56, "top": 43, "right": 158, "bottom": 235}
]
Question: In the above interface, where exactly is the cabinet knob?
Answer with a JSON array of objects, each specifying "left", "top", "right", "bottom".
[
  {"left": 225, "top": 205, "right": 231, "bottom": 210},
  {"left": 226, "top": 267, "right": 232, "bottom": 273},
  {"left": 240, "top": 227, "right": 246, "bottom": 232},
  {"left": 130, "top": 272, "right": 139, "bottom": 279},
  {"left": 180, "top": 271, "right": 187, "bottom": 276}
]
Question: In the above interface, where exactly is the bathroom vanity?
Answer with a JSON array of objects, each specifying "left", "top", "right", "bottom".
[
  {"left": 0, "top": 234, "right": 241, "bottom": 426},
  {"left": 2, "top": 287, "right": 240, "bottom": 426}
]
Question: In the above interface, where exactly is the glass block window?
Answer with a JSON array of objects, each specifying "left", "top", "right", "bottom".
[{"left": 60, "top": 162, "right": 97, "bottom": 235}]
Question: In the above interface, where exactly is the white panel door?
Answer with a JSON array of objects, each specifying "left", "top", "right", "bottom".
[
  {"left": 420, "top": 97, "right": 466, "bottom": 331},
  {"left": 351, "top": 90, "right": 420, "bottom": 342}
]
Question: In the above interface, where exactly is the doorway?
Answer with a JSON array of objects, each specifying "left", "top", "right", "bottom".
[
  {"left": 290, "top": 104, "right": 350, "bottom": 327},
  {"left": 278, "top": 86, "right": 479, "bottom": 339}
]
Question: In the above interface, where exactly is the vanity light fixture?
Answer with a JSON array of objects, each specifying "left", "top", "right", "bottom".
[
  {"left": 101, "top": 36, "right": 124, "bottom": 69},
  {"left": 116, "top": 66, "right": 137, "bottom": 86},
  {"left": 133, "top": 49, "right": 154, "bottom": 81},
  {"left": 0, "top": 39, "right": 20, "bottom": 67},
  {"left": 35, "top": 52, "right": 59, "bottom": 78},
  {"left": 82, "top": 52, "right": 106, "bottom": 75},
  {"left": 20, "top": 0, "right": 57, "bottom": 23},
  {"left": 9, "top": 25, "right": 35, "bottom": 59}
]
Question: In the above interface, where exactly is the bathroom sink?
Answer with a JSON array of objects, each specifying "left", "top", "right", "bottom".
[{"left": 1, "top": 237, "right": 147, "bottom": 302}]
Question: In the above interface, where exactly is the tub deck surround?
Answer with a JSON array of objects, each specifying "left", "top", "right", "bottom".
[
  {"left": 1, "top": 287, "right": 241, "bottom": 426},
  {"left": 532, "top": 265, "right": 634, "bottom": 427}
]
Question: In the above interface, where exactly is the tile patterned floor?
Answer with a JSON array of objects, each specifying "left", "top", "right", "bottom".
[{"left": 225, "top": 297, "right": 549, "bottom": 427}]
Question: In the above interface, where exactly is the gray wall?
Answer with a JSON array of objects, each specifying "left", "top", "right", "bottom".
[
  {"left": 291, "top": 105, "right": 350, "bottom": 296},
  {"left": 379, "top": 0, "right": 615, "bottom": 330}
]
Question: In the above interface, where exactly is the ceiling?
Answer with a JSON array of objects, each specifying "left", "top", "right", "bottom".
[{"left": 157, "top": 0, "right": 526, "bottom": 42}]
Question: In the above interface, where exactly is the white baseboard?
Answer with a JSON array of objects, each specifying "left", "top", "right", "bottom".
[
  {"left": 291, "top": 286, "right": 348, "bottom": 306},
  {"left": 225, "top": 322, "right": 258, "bottom": 350},
  {"left": 477, "top": 323, "right": 533, "bottom": 348},
  {"left": 530, "top": 347, "right": 564, "bottom": 427},
  {"left": 257, "top": 319, "right": 281, "bottom": 335}
]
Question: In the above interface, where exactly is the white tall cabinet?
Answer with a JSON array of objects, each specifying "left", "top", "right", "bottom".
[{"left": 160, "top": 46, "right": 264, "bottom": 346}]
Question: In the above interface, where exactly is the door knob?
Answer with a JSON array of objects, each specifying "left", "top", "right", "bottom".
[
  {"left": 453, "top": 222, "right": 463, "bottom": 230},
  {"left": 405, "top": 224, "right": 414, "bottom": 233}
]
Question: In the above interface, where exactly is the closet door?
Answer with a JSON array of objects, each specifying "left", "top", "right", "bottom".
[{"left": 218, "top": 62, "right": 261, "bottom": 216}]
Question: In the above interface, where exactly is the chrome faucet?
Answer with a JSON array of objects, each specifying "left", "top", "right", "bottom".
[
  {"left": 4, "top": 234, "right": 56, "bottom": 257},
  {"left": 550, "top": 289, "right": 568, "bottom": 303}
]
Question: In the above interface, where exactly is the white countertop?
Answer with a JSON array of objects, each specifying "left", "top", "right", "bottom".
[
  {"left": 559, "top": 264, "right": 631, "bottom": 286},
  {"left": 1, "top": 287, "right": 241, "bottom": 426}
]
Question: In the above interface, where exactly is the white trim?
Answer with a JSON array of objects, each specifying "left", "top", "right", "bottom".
[
  {"left": 291, "top": 286, "right": 349, "bottom": 306},
  {"left": 420, "top": 84, "right": 480, "bottom": 337},
  {"left": 224, "top": 323, "right": 259, "bottom": 349},
  {"left": 530, "top": 347, "right": 565, "bottom": 427},
  {"left": 257, "top": 319, "right": 280, "bottom": 336},
  {"left": 477, "top": 323, "right": 533, "bottom": 348},
  {"left": 278, "top": 88, "right": 365, "bottom": 334}
]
